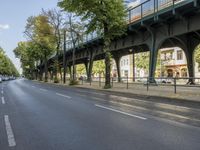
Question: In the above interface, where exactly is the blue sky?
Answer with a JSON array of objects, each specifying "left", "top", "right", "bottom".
[{"left": 0, "top": 0, "right": 59, "bottom": 73}]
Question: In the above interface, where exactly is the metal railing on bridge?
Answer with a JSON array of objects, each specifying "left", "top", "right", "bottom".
[
  {"left": 65, "top": 0, "right": 188, "bottom": 52},
  {"left": 127, "top": 0, "right": 186, "bottom": 23}
]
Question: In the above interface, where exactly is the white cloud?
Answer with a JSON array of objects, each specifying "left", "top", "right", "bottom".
[{"left": 0, "top": 24, "right": 10, "bottom": 30}]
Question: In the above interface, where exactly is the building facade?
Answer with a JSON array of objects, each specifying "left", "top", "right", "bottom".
[{"left": 111, "top": 47, "right": 200, "bottom": 79}]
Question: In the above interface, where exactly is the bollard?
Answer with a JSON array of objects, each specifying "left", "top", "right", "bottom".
[
  {"left": 112, "top": 77, "right": 114, "bottom": 87},
  {"left": 99, "top": 76, "right": 101, "bottom": 87},
  {"left": 127, "top": 76, "right": 129, "bottom": 89},
  {"left": 174, "top": 78, "right": 177, "bottom": 94}
]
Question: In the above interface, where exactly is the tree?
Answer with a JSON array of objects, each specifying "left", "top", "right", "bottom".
[
  {"left": 194, "top": 45, "right": 200, "bottom": 69},
  {"left": 24, "top": 15, "right": 56, "bottom": 81},
  {"left": 58, "top": 0, "right": 126, "bottom": 88},
  {"left": 42, "top": 9, "right": 65, "bottom": 82},
  {"left": 0, "top": 47, "right": 19, "bottom": 76},
  {"left": 135, "top": 52, "right": 149, "bottom": 74},
  {"left": 76, "top": 64, "right": 86, "bottom": 76},
  {"left": 92, "top": 60, "right": 105, "bottom": 76},
  {"left": 65, "top": 14, "right": 85, "bottom": 82},
  {"left": 13, "top": 42, "right": 39, "bottom": 79}
]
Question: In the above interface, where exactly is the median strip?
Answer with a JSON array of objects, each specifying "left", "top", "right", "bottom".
[
  {"left": 56, "top": 93, "right": 72, "bottom": 99},
  {"left": 95, "top": 104, "right": 147, "bottom": 120},
  {"left": 4, "top": 115, "right": 16, "bottom": 147}
]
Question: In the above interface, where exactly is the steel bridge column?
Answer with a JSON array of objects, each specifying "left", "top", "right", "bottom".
[
  {"left": 132, "top": 52, "right": 135, "bottom": 82},
  {"left": 185, "top": 37, "right": 196, "bottom": 84},
  {"left": 149, "top": 33, "right": 158, "bottom": 83}
]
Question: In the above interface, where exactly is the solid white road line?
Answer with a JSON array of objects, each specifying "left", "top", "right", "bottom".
[
  {"left": 4, "top": 115, "right": 16, "bottom": 147},
  {"left": 95, "top": 104, "right": 147, "bottom": 120},
  {"left": 56, "top": 93, "right": 72, "bottom": 99},
  {"left": 2, "top": 97, "right": 5, "bottom": 104},
  {"left": 39, "top": 88, "right": 47, "bottom": 92}
]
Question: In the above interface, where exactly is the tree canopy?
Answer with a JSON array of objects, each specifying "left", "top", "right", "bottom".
[{"left": 0, "top": 47, "right": 19, "bottom": 76}]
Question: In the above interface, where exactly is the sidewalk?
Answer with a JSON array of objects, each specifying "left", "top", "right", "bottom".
[
  {"left": 38, "top": 79, "right": 200, "bottom": 103},
  {"left": 73, "top": 81, "right": 200, "bottom": 103}
]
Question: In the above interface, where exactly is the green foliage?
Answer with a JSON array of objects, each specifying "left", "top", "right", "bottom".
[
  {"left": 92, "top": 60, "right": 105, "bottom": 75},
  {"left": 15, "top": 14, "right": 57, "bottom": 79},
  {"left": 194, "top": 45, "right": 200, "bottom": 68},
  {"left": 76, "top": 64, "right": 86, "bottom": 75},
  {"left": 0, "top": 47, "right": 19, "bottom": 76},
  {"left": 135, "top": 52, "right": 150, "bottom": 71},
  {"left": 69, "top": 79, "right": 79, "bottom": 85},
  {"left": 13, "top": 41, "right": 38, "bottom": 78},
  {"left": 25, "top": 15, "right": 56, "bottom": 58},
  {"left": 58, "top": 0, "right": 126, "bottom": 39}
]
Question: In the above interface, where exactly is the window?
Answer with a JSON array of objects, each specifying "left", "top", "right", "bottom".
[
  {"left": 164, "top": 53, "right": 167, "bottom": 60},
  {"left": 177, "top": 50, "right": 183, "bottom": 60},
  {"left": 170, "top": 52, "right": 173, "bottom": 59}
]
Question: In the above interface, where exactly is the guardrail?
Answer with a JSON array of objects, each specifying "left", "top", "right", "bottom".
[
  {"left": 128, "top": 0, "right": 186, "bottom": 23},
  {"left": 79, "top": 76, "right": 200, "bottom": 94}
]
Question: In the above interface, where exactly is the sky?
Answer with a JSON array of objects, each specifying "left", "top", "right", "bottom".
[{"left": 0, "top": 0, "right": 59, "bottom": 73}]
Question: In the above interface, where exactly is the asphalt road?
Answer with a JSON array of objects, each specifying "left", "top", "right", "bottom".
[{"left": 0, "top": 79, "right": 200, "bottom": 150}]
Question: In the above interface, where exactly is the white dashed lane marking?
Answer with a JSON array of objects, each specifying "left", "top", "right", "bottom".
[
  {"left": 2, "top": 97, "right": 5, "bottom": 104},
  {"left": 4, "top": 115, "right": 16, "bottom": 147},
  {"left": 95, "top": 104, "right": 147, "bottom": 120},
  {"left": 56, "top": 93, "right": 72, "bottom": 99}
]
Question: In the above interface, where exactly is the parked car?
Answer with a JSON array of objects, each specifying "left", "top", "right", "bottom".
[
  {"left": 0, "top": 77, "right": 2, "bottom": 83},
  {"left": 156, "top": 78, "right": 173, "bottom": 84}
]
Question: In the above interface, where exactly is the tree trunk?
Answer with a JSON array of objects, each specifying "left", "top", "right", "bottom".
[
  {"left": 59, "top": 67, "right": 63, "bottom": 82},
  {"left": 104, "top": 24, "right": 111, "bottom": 88},
  {"left": 63, "top": 31, "right": 67, "bottom": 84},
  {"left": 104, "top": 51, "right": 111, "bottom": 88},
  {"left": 72, "top": 48, "right": 76, "bottom": 81},
  {"left": 44, "top": 57, "right": 48, "bottom": 82}
]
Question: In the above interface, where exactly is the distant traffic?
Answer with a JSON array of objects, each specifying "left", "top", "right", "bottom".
[{"left": 0, "top": 75, "right": 17, "bottom": 83}]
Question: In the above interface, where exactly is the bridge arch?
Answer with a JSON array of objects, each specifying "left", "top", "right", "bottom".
[{"left": 156, "top": 35, "right": 200, "bottom": 84}]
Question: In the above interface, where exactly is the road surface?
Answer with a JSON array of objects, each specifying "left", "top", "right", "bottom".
[{"left": 0, "top": 79, "right": 199, "bottom": 150}]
